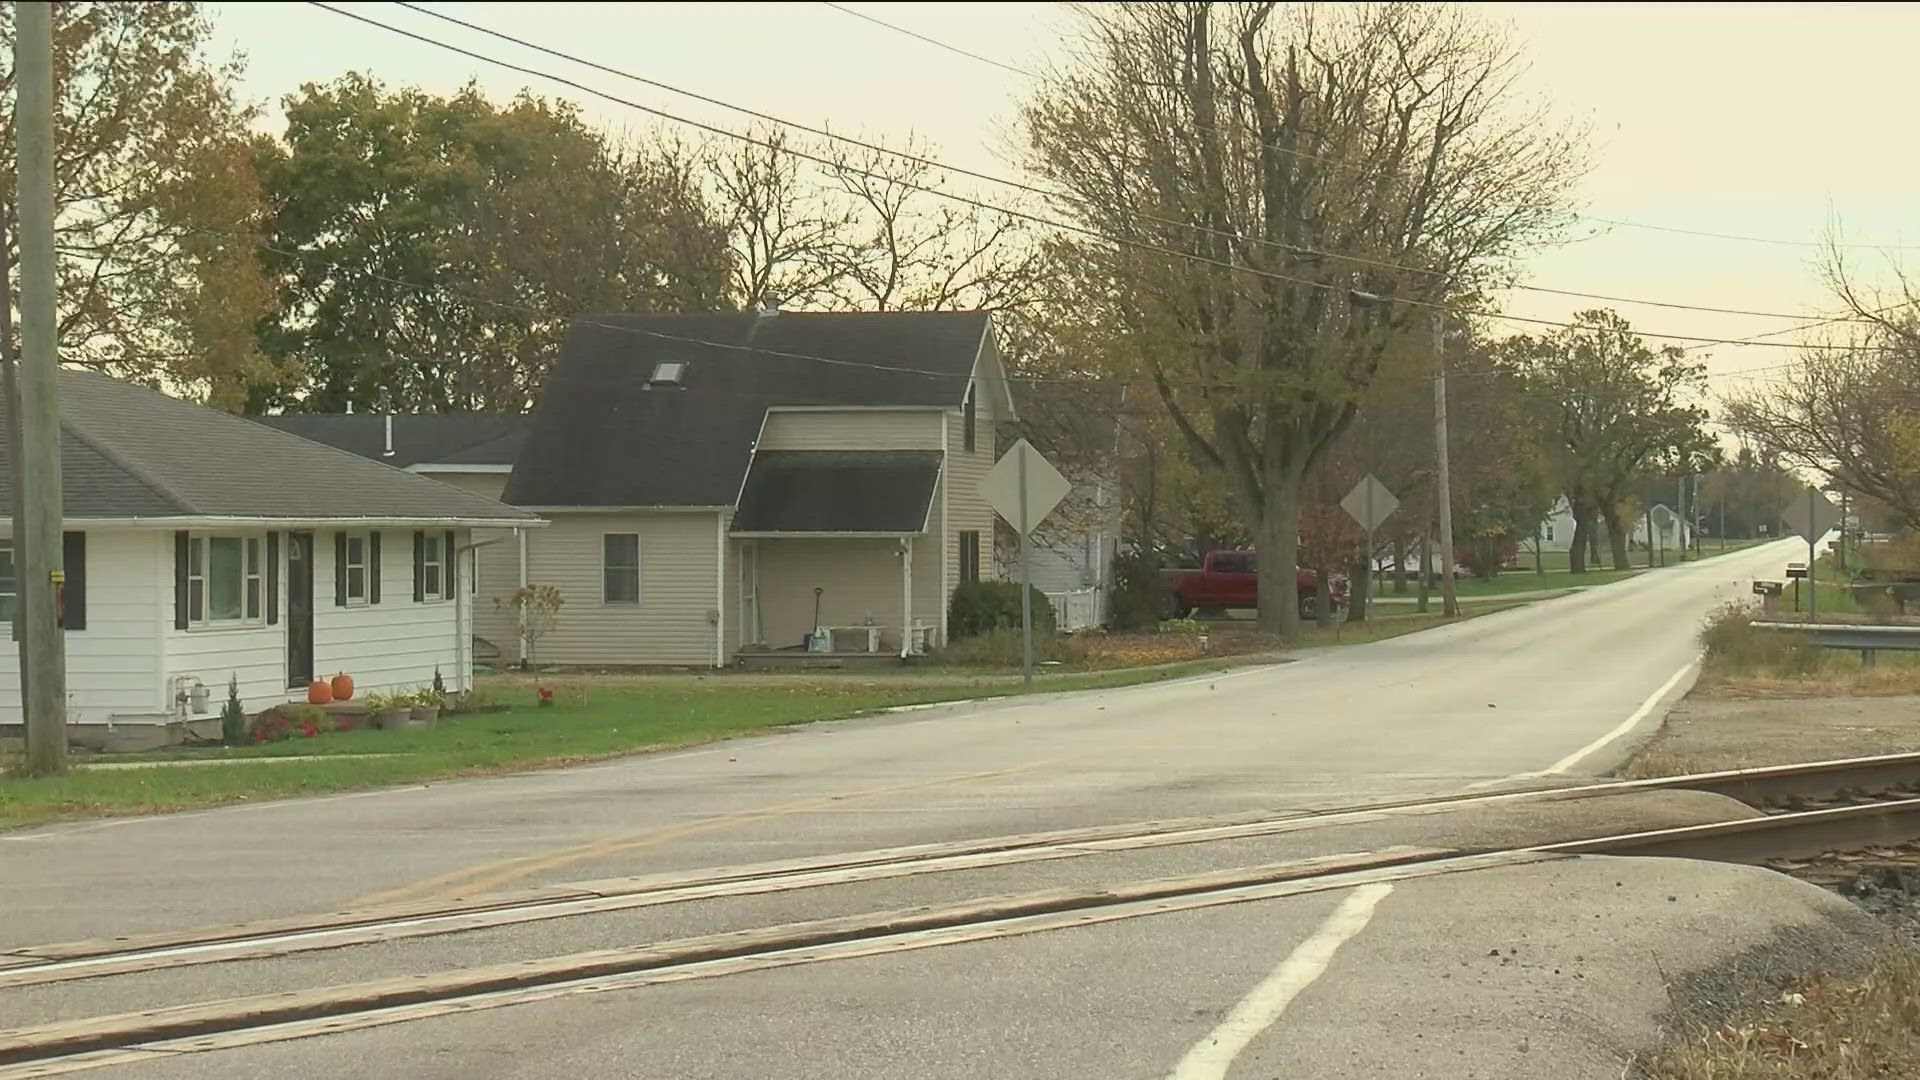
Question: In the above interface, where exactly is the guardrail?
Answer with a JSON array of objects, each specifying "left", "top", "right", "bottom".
[{"left": 1750, "top": 620, "right": 1920, "bottom": 667}]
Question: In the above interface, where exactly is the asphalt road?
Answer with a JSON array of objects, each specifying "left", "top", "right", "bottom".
[{"left": 2, "top": 539, "right": 1822, "bottom": 1078}]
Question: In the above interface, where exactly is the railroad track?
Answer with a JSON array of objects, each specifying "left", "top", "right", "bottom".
[{"left": 7, "top": 752, "right": 1920, "bottom": 1075}]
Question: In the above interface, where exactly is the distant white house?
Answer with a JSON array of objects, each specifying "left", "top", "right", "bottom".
[
  {"left": 1, "top": 371, "right": 539, "bottom": 742},
  {"left": 1533, "top": 496, "right": 1691, "bottom": 555},
  {"left": 1536, "top": 496, "right": 1581, "bottom": 552}
]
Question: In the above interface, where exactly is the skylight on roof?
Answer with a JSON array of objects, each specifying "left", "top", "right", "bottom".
[{"left": 650, "top": 361, "right": 686, "bottom": 386}]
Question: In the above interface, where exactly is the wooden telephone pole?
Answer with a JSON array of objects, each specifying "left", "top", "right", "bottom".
[{"left": 17, "top": 2, "right": 67, "bottom": 774}]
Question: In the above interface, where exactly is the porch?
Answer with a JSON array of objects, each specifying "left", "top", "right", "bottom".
[
  {"left": 728, "top": 448, "right": 947, "bottom": 663},
  {"left": 731, "top": 536, "right": 941, "bottom": 660}
]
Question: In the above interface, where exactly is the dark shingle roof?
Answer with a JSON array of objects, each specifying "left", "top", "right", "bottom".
[
  {"left": 506, "top": 311, "right": 990, "bottom": 507},
  {"left": 732, "top": 451, "right": 942, "bottom": 534},
  {"left": 0, "top": 371, "right": 537, "bottom": 523},
  {"left": 251, "top": 414, "right": 527, "bottom": 468}
]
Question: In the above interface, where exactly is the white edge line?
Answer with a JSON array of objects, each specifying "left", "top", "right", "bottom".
[
  {"left": 1164, "top": 882, "right": 1394, "bottom": 1080},
  {"left": 1468, "top": 655, "right": 1700, "bottom": 791}
]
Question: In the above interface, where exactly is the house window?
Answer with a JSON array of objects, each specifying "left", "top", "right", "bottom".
[
  {"left": 960, "top": 531, "right": 981, "bottom": 584},
  {"left": 421, "top": 533, "right": 445, "bottom": 600},
  {"left": 603, "top": 534, "right": 640, "bottom": 604},
  {"left": 1544, "top": 522, "right": 1555, "bottom": 543},
  {"left": 963, "top": 383, "right": 977, "bottom": 452},
  {"left": 344, "top": 533, "right": 369, "bottom": 604},
  {"left": 188, "top": 535, "right": 263, "bottom": 627}
]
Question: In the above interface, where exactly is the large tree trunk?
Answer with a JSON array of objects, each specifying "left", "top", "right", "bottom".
[
  {"left": 1600, "top": 502, "right": 1632, "bottom": 570},
  {"left": 1391, "top": 535, "right": 1407, "bottom": 594},
  {"left": 1256, "top": 469, "right": 1302, "bottom": 637}
]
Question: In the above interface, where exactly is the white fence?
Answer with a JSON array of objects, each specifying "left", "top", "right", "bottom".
[{"left": 1045, "top": 587, "right": 1107, "bottom": 632}]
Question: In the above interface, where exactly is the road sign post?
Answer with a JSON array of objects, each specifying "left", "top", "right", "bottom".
[
  {"left": 1340, "top": 474, "right": 1399, "bottom": 623},
  {"left": 978, "top": 439, "right": 1070, "bottom": 688},
  {"left": 1781, "top": 485, "right": 1840, "bottom": 624}
]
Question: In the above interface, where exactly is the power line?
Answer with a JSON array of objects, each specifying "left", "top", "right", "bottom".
[
  {"left": 820, "top": 1, "right": 1035, "bottom": 78},
  {"left": 396, "top": 1, "right": 1855, "bottom": 325},
  {"left": 824, "top": 1, "right": 1920, "bottom": 254},
  {"left": 247, "top": 228, "right": 1808, "bottom": 408},
  {"left": 306, "top": 3, "right": 1875, "bottom": 349}
]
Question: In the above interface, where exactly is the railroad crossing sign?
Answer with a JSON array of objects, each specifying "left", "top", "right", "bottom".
[
  {"left": 1339, "top": 473, "right": 1399, "bottom": 534},
  {"left": 979, "top": 439, "right": 1070, "bottom": 537},
  {"left": 1780, "top": 485, "right": 1840, "bottom": 545}
]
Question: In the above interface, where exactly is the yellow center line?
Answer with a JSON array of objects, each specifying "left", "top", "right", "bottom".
[{"left": 351, "top": 757, "right": 1068, "bottom": 907}]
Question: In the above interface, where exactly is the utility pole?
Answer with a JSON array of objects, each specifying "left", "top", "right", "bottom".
[
  {"left": 17, "top": 2, "right": 67, "bottom": 775},
  {"left": 1431, "top": 311, "right": 1458, "bottom": 617}
]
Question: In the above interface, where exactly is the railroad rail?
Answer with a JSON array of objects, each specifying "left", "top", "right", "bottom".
[{"left": 8, "top": 753, "right": 1920, "bottom": 1074}]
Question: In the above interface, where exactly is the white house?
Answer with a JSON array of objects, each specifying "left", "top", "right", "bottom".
[
  {"left": 0, "top": 371, "right": 540, "bottom": 741},
  {"left": 1534, "top": 496, "right": 1691, "bottom": 556}
]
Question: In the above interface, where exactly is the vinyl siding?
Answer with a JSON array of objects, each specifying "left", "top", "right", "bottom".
[
  {"left": 0, "top": 529, "right": 165, "bottom": 726},
  {"left": 526, "top": 511, "right": 722, "bottom": 667},
  {"left": 402, "top": 470, "right": 520, "bottom": 662},
  {"left": 756, "top": 410, "right": 943, "bottom": 451},
  {"left": 945, "top": 378, "right": 1000, "bottom": 634},
  {"left": 310, "top": 527, "right": 469, "bottom": 697},
  {"left": 164, "top": 527, "right": 469, "bottom": 717}
]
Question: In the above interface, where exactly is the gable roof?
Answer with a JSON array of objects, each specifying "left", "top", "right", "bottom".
[
  {"left": 507, "top": 311, "right": 995, "bottom": 508},
  {"left": 0, "top": 371, "right": 538, "bottom": 524},
  {"left": 251, "top": 414, "right": 528, "bottom": 469}
]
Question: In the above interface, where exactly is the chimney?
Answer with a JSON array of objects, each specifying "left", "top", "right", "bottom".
[{"left": 383, "top": 414, "right": 395, "bottom": 458}]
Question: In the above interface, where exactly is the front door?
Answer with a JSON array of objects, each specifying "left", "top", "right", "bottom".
[{"left": 287, "top": 531, "right": 314, "bottom": 688}]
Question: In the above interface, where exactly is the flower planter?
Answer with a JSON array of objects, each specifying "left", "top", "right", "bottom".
[
  {"left": 407, "top": 705, "right": 440, "bottom": 728},
  {"left": 372, "top": 707, "right": 411, "bottom": 730}
]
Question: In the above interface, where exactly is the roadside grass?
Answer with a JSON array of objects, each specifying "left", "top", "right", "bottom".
[
  {"left": 1649, "top": 952, "right": 1920, "bottom": 1080},
  {"left": 0, "top": 656, "right": 1283, "bottom": 829},
  {"left": 1695, "top": 600, "right": 1920, "bottom": 698},
  {"left": 0, "top": 593, "right": 1538, "bottom": 830}
]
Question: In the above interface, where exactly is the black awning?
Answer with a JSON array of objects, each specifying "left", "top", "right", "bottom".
[{"left": 732, "top": 450, "right": 941, "bottom": 534}]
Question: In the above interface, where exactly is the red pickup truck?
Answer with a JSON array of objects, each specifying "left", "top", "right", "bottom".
[{"left": 1163, "top": 550, "right": 1344, "bottom": 620}]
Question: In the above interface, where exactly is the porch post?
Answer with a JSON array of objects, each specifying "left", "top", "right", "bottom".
[{"left": 900, "top": 537, "right": 913, "bottom": 659}]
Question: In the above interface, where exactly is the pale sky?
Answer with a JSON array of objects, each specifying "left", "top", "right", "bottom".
[{"left": 209, "top": 1, "right": 1920, "bottom": 399}]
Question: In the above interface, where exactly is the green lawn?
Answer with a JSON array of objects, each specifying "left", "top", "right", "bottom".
[
  {"left": 0, "top": 658, "right": 1287, "bottom": 829},
  {"left": 0, "top": 595, "right": 1537, "bottom": 831}
]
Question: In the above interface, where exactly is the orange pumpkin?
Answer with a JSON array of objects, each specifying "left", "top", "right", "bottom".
[
  {"left": 330, "top": 672, "right": 355, "bottom": 701},
  {"left": 307, "top": 678, "right": 334, "bottom": 705}
]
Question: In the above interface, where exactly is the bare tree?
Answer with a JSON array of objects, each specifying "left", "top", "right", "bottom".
[
  {"left": 707, "top": 127, "right": 856, "bottom": 308},
  {"left": 1724, "top": 338, "right": 1920, "bottom": 530},
  {"left": 1022, "top": 2, "right": 1585, "bottom": 633},
  {"left": 821, "top": 138, "right": 1047, "bottom": 313},
  {"left": 1723, "top": 235, "right": 1920, "bottom": 531}
]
